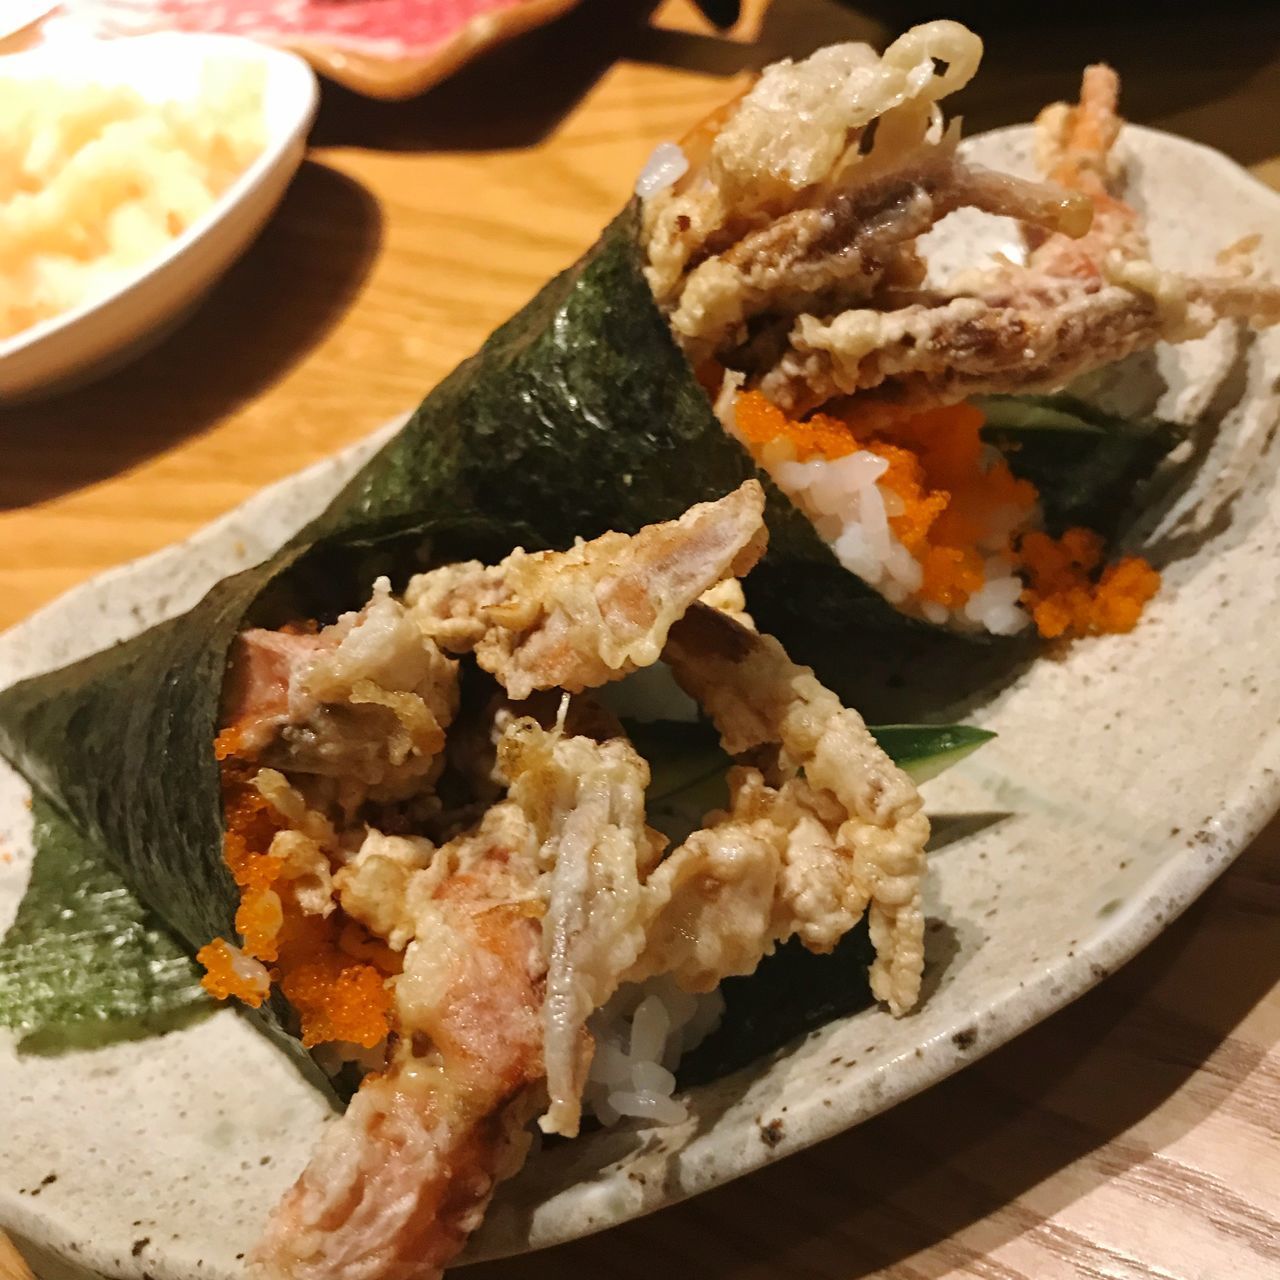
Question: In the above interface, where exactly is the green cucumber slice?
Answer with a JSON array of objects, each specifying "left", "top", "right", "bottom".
[{"left": 868, "top": 724, "right": 997, "bottom": 784}]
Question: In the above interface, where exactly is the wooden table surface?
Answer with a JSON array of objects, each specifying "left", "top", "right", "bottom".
[{"left": 3, "top": 2, "right": 1279, "bottom": 1277}]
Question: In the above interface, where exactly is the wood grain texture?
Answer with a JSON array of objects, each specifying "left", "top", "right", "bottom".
[
  {"left": 3, "top": 2, "right": 1279, "bottom": 1277},
  {"left": 0, "top": 1232, "right": 34, "bottom": 1280}
]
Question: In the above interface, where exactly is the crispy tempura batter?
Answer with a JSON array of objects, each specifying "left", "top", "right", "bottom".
[
  {"left": 664, "top": 145, "right": 1090, "bottom": 369},
  {"left": 406, "top": 481, "right": 768, "bottom": 699},
  {"left": 644, "top": 33, "right": 1280, "bottom": 415},
  {"left": 490, "top": 660, "right": 929, "bottom": 1140},
  {"left": 662, "top": 605, "right": 929, "bottom": 1012},
  {"left": 759, "top": 64, "right": 1280, "bottom": 413},
  {"left": 646, "top": 21, "right": 1090, "bottom": 369},
  {"left": 254, "top": 807, "right": 546, "bottom": 1280},
  {"left": 1037, "top": 65, "right": 1122, "bottom": 198},
  {"left": 496, "top": 721, "right": 663, "bottom": 1138},
  {"left": 233, "top": 489, "right": 927, "bottom": 1277},
  {"left": 222, "top": 581, "right": 460, "bottom": 799},
  {"left": 1027, "top": 64, "right": 1144, "bottom": 278},
  {"left": 762, "top": 273, "right": 1280, "bottom": 414},
  {"left": 644, "top": 22, "right": 987, "bottom": 307}
]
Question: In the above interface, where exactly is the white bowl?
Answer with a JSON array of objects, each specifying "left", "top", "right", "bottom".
[{"left": 0, "top": 33, "right": 319, "bottom": 403}]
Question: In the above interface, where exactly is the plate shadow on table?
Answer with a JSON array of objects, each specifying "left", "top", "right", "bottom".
[
  {"left": 0, "top": 161, "right": 382, "bottom": 511},
  {"left": 465, "top": 820, "right": 1280, "bottom": 1280}
]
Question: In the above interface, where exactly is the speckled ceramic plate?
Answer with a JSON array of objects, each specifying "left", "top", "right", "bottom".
[{"left": 2, "top": 125, "right": 1278, "bottom": 1280}]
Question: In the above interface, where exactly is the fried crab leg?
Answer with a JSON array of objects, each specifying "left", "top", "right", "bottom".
[
  {"left": 643, "top": 27, "right": 1280, "bottom": 416},
  {"left": 221, "top": 481, "right": 764, "bottom": 794},
  {"left": 644, "top": 22, "right": 1089, "bottom": 370},
  {"left": 498, "top": 604, "right": 930, "bottom": 1141},
  {"left": 656, "top": 604, "right": 930, "bottom": 1014},
  {"left": 253, "top": 806, "right": 548, "bottom": 1280},
  {"left": 405, "top": 480, "right": 767, "bottom": 699},
  {"left": 1026, "top": 62, "right": 1145, "bottom": 277},
  {"left": 759, "top": 64, "right": 1279, "bottom": 413}
]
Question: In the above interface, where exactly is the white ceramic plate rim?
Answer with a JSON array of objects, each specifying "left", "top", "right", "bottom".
[
  {"left": 1, "top": 121, "right": 1278, "bottom": 1278},
  {"left": 0, "top": 32, "right": 319, "bottom": 365}
]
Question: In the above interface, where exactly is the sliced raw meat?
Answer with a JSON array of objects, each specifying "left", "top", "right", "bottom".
[{"left": 61, "top": 0, "right": 582, "bottom": 98}]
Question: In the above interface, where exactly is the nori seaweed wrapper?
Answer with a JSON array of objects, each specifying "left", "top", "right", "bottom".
[
  {"left": 0, "top": 200, "right": 1169, "bottom": 1068},
  {"left": 0, "top": 204, "right": 862, "bottom": 1072}
]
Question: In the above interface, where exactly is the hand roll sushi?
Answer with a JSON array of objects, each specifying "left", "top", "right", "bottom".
[
  {"left": 194, "top": 483, "right": 930, "bottom": 1276},
  {"left": 2, "top": 18, "right": 1277, "bottom": 1279},
  {"left": 641, "top": 22, "right": 1280, "bottom": 636}
]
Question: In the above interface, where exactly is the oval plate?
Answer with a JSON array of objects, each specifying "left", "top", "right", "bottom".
[{"left": 1, "top": 124, "right": 1278, "bottom": 1277}]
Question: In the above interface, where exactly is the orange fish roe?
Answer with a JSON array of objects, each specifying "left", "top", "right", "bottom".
[
  {"left": 733, "top": 390, "right": 1160, "bottom": 636},
  {"left": 869, "top": 402, "right": 1038, "bottom": 555},
  {"left": 219, "top": 769, "right": 286, "bottom": 892},
  {"left": 213, "top": 725, "right": 247, "bottom": 762},
  {"left": 236, "top": 886, "right": 285, "bottom": 963},
  {"left": 735, "top": 389, "right": 861, "bottom": 463},
  {"left": 196, "top": 936, "right": 268, "bottom": 1006},
  {"left": 863, "top": 441, "right": 948, "bottom": 556},
  {"left": 920, "top": 546, "right": 985, "bottom": 609},
  {"left": 1020, "top": 529, "right": 1161, "bottom": 640},
  {"left": 198, "top": 762, "right": 397, "bottom": 1047},
  {"left": 274, "top": 913, "right": 395, "bottom": 1050}
]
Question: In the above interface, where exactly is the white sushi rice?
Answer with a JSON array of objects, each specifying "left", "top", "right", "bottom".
[
  {"left": 583, "top": 977, "right": 725, "bottom": 1128},
  {"left": 635, "top": 142, "right": 689, "bottom": 198},
  {"left": 721, "top": 387, "right": 1031, "bottom": 635}
]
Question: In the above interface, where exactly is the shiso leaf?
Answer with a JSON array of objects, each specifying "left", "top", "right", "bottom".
[{"left": 0, "top": 796, "right": 208, "bottom": 1050}]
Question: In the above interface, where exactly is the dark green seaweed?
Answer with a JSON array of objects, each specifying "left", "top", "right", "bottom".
[
  {"left": 677, "top": 924, "right": 876, "bottom": 1089},
  {"left": 979, "top": 394, "right": 1183, "bottom": 540},
  {"left": 0, "top": 200, "right": 1163, "bottom": 1069},
  {"left": 0, "top": 796, "right": 207, "bottom": 1050},
  {"left": 0, "top": 205, "right": 845, "bottom": 1069}
]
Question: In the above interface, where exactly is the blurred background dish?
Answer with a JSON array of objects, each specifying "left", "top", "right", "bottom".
[
  {"left": 35, "top": 0, "right": 585, "bottom": 99},
  {"left": 9, "top": 2, "right": 749, "bottom": 99},
  {"left": 0, "top": 33, "right": 318, "bottom": 402}
]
